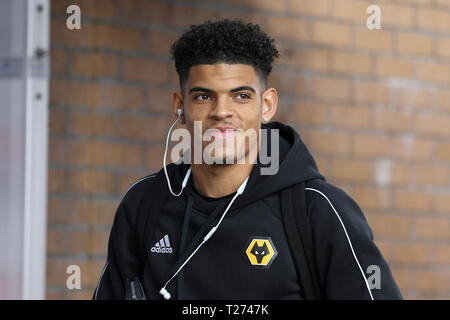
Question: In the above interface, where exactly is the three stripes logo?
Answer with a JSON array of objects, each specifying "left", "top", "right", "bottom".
[{"left": 150, "top": 234, "right": 173, "bottom": 254}]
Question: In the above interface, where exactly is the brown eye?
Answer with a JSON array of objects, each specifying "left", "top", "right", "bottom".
[
  {"left": 194, "top": 94, "right": 210, "bottom": 101},
  {"left": 237, "top": 93, "right": 250, "bottom": 99}
]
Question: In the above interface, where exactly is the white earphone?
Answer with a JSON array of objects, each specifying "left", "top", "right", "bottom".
[
  {"left": 159, "top": 175, "right": 250, "bottom": 300},
  {"left": 163, "top": 108, "right": 190, "bottom": 197}
]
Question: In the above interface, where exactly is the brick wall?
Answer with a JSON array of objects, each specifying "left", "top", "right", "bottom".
[{"left": 48, "top": 0, "right": 450, "bottom": 299}]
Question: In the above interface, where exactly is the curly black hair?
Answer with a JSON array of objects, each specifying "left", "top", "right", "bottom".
[{"left": 170, "top": 19, "right": 279, "bottom": 95}]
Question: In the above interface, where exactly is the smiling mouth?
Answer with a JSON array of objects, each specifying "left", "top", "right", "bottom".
[{"left": 204, "top": 125, "right": 242, "bottom": 140}]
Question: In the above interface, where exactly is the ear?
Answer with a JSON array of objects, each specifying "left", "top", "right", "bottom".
[
  {"left": 172, "top": 91, "right": 185, "bottom": 124},
  {"left": 261, "top": 88, "right": 278, "bottom": 123}
]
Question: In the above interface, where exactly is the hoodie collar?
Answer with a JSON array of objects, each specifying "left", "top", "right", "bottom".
[{"left": 169, "top": 121, "right": 325, "bottom": 213}]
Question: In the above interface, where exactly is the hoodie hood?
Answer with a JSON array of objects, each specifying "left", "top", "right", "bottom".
[{"left": 167, "top": 121, "right": 325, "bottom": 212}]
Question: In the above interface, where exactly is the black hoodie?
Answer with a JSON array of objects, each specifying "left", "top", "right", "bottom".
[{"left": 93, "top": 121, "right": 402, "bottom": 300}]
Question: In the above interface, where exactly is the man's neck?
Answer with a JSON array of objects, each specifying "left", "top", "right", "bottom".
[{"left": 191, "top": 162, "right": 254, "bottom": 198}]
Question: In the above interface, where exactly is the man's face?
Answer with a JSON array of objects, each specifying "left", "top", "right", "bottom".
[{"left": 182, "top": 63, "right": 265, "bottom": 165}]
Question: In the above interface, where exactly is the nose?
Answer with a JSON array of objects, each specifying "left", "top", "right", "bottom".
[{"left": 208, "top": 96, "right": 234, "bottom": 121}]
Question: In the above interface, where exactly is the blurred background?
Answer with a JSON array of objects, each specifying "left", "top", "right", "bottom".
[{"left": 1, "top": 0, "right": 449, "bottom": 299}]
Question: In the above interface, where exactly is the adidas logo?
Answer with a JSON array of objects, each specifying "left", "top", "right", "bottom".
[{"left": 150, "top": 234, "right": 173, "bottom": 254}]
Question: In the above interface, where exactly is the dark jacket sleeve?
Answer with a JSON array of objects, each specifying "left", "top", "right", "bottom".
[
  {"left": 93, "top": 177, "right": 154, "bottom": 300},
  {"left": 306, "top": 182, "right": 403, "bottom": 300}
]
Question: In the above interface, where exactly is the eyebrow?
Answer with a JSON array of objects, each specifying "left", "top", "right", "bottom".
[{"left": 188, "top": 86, "right": 256, "bottom": 95}]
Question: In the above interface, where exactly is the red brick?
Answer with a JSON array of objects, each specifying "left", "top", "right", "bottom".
[
  {"left": 436, "top": 37, "right": 450, "bottom": 58},
  {"left": 436, "top": 142, "right": 450, "bottom": 161},
  {"left": 414, "top": 270, "right": 450, "bottom": 291},
  {"left": 414, "top": 217, "right": 450, "bottom": 240},
  {"left": 50, "top": 49, "right": 68, "bottom": 76},
  {"left": 267, "top": 72, "right": 305, "bottom": 97},
  {"left": 376, "top": 57, "right": 414, "bottom": 78},
  {"left": 354, "top": 82, "right": 390, "bottom": 104},
  {"left": 330, "top": 0, "right": 368, "bottom": 21},
  {"left": 330, "top": 159, "right": 372, "bottom": 182},
  {"left": 302, "top": 130, "right": 351, "bottom": 155},
  {"left": 100, "top": 142, "right": 143, "bottom": 168},
  {"left": 90, "top": 200, "right": 117, "bottom": 226},
  {"left": 47, "top": 198, "right": 93, "bottom": 225},
  {"left": 390, "top": 163, "right": 411, "bottom": 186},
  {"left": 391, "top": 137, "right": 433, "bottom": 161},
  {"left": 434, "top": 245, "right": 450, "bottom": 265},
  {"left": 47, "top": 228, "right": 66, "bottom": 254},
  {"left": 397, "top": 88, "right": 435, "bottom": 109},
  {"left": 123, "top": 0, "right": 171, "bottom": 24},
  {"left": 95, "top": 25, "right": 144, "bottom": 51},
  {"left": 147, "top": 87, "right": 178, "bottom": 112},
  {"left": 368, "top": 215, "right": 411, "bottom": 237},
  {"left": 294, "top": 102, "right": 329, "bottom": 125},
  {"left": 330, "top": 51, "right": 371, "bottom": 75},
  {"left": 168, "top": 3, "right": 221, "bottom": 28},
  {"left": 311, "top": 22, "right": 351, "bottom": 47},
  {"left": 436, "top": 89, "right": 450, "bottom": 112},
  {"left": 100, "top": 84, "right": 144, "bottom": 110},
  {"left": 67, "top": 230, "right": 91, "bottom": 254},
  {"left": 48, "top": 167, "right": 65, "bottom": 194},
  {"left": 277, "top": 46, "right": 330, "bottom": 71},
  {"left": 379, "top": 4, "right": 414, "bottom": 27},
  {"left": 393, "top": 190, "right": 432, "bottom": 212},
  {"left": 46, "top": 289, "right": 64, "bottom": 300},
  {"left": 374, "top": 110, "right": 413, "bottom": 133},
  {"left": 390, "top": 268, "right": 411, "bottom": 292},
  {"left": 146, "top": 145, "right": 165, "bottom": 169},
  {"left": 391, "top": 243, "right": 432, "bottom": 265},
  {"left": 417, "top": 8, "right": 450, "bottom": 32},
  {"left": 49, "top": 138, "right": 92, "bottom": 166},
  {"left": 397, "top": 32, "right": 433, "bottom": 55},
  {"left": 51, "top": 20, "right": 96, "bottom": 48},
  {"left": 416, "top": 62, "right": 450, "bottom": 84},
  {"left": 49, "top": 107, "right": 65, "bottom": 135},
  {"left": 244, "top": 0, "right": 286, "bottom": 12},
  {"left": 433, "top": 193, "right": 450, "bottom": 214},
  {"left": 68, "top": 111, "right": 116, "bottom": 137},
  {"left": 67, "top": 169, "right": 115, "bottom": 195},
  {"left": 70, "top": 52, "right": 119, "bottom": 78},
  {"left": 351, "top": 134, "right": 392, "bottom": 157},
  {"left": 66, "top": 289, "right": 95, "bottom": 300},
  {"left": 122, "top": 57, "right": 169, "bottom": 84},
  {"left": 72, "top": 0, "right": 119, "bottom": 19},
  {"left": 264, "top": 16, "right": 309, "bottom": 43},
  {"left": 117, "top": 115, "right": 171, "bottom": 141},
  {"left": 51, "top": 81, "right": 144, "bottom": 110},
  {"left": 311, "top": 77, "right": 352, "bottom": 101},
  {"left": 330, "top": 105, "right": 370, "bottom": 128},
  {"left": 415, "top": 165, "right": 449, "bottom": 186},
  {"left": 289, "top": 0, "right": 328, "bottom": 16},
  {"left": 355, "top": 29, "right": 392, "bottom": 51},
  {"left": 148, "top": 30, "right": 179, "bottom": 55},
  {"left": 50, "top": 80, "right": 102, "bottom": 108},
  {"left": 415, "top": 113, "right": 450, "bottom": 137},
  {"left": 351, "top": 187, "right": 391, "bottom": 210}
]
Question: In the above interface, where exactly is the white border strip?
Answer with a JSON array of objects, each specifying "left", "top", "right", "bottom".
[
  {"left": 305, "top": 187, "right": 374, "bottom": 300},
  {"left": 23, "top": 0, "right": 50, "bottom": 300}
]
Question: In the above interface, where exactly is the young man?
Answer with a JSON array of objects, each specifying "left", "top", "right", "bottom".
[{"left": 93, "top": 19, "right": 402, "bottom": 300}]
